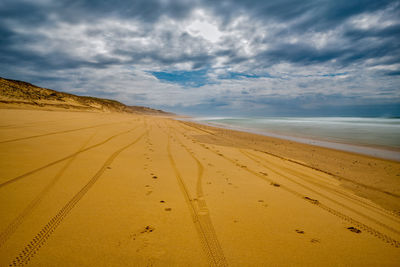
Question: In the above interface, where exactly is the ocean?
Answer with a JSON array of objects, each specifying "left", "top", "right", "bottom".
[{"left": 190, "top": 117, "right": 400, "bottom": 161}]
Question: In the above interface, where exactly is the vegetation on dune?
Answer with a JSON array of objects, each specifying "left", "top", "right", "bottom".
[{"left": 0, "top": 77, "right": 171, "bottom": 115}]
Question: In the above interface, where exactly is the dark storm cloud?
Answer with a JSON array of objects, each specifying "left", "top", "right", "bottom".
[
  {"left": 205, "top": 0, "right": 400, "bottom": 69},
  {"left": 383, "top": 70, "right": 400, "bottom": 76},
  {"left": 66, "top": 0, "right": 194, "bottom": 22},
  {"left": 206, "top": 0, "right": 395, "bottom": 30},
  {"left": 0, "top": 0, "right": 195, "bottom": 24},
  {"left": 344, "top": 24, "right": 400, "bottom": 41},
  {"left": 255, "top": 35, "right": 400, "bottom": 68},
  {"left": 0, "top": 1, "right": 49, "bottom": 26},
  {"left": 1, "top": 0, "right": 399, "bottom": 72},
  {"left": 257, "top": 44, "right": 339, "bottom": 66},
  {"left": 0, "top": 0, "right": 399, "bottom": 116}
]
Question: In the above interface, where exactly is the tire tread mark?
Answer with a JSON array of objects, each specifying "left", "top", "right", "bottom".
[
  {"left": 170, "top": 129, "right": 228, "bottom": 267},
  {"left": 0, "top": 126, "right": 139, "bottom": 188},
  {"left": 173, "top": 122, "right": 400, "bottom": 248},
  {"left": 0, "top": 118, "right": 78, "bottom": 130},
  {"left": 178, "top": 121, "right": 400, "bottom": 219},
  {"left": 242, "top": 149, "right": 400, "bottom": 224},
  {"left": 167, "top": 131, "right": 228, "bottom": 267},
  {"left": 0, "top": 132, "right": 96, "bottom": 248},
  {"left": 178, "top": 121, "right": 400, "bottom": 204},
  {"left": 0, "top": 121, "right": 128, "bottom": 144},
  {"left": 9, "top": 130, "right": 148, "bottom": 266},
  {"left": 240, "top": 149, "right": 400, "bottom": 235}
]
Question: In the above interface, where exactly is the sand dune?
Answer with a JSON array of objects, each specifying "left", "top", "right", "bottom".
[
  {"left": 0, "top": 108, "right": 399, "bottom": 266},
  {"left": 0, "top": 77, "right": 171, "bottom": 115}
]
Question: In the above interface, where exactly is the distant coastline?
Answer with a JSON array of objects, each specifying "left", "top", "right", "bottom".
[{"left": 183, "top": 116, "right": 400, "bottom": 161}]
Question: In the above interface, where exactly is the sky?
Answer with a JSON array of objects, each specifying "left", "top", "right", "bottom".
[{"left": 1, "top": 0, "right": 399, "bottom": 117}]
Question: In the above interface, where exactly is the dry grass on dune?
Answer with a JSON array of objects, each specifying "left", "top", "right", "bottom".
[{"left": 0, "top": 77, "right": 172, "bottom": 115}]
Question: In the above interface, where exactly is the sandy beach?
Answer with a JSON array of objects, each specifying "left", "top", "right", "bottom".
[{"left": 1, "top": 108, "right": 399, "bottom": 266}]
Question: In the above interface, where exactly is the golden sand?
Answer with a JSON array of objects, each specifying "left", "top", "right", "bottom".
[{"left": 0, "top": 108, "right": 399, "bottom": 266}]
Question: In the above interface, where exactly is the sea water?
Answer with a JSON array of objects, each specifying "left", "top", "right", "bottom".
[{"left": 191, "top": 117, "right": 400, "bottom": 161}]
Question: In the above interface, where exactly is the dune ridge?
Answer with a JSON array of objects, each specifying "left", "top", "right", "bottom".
[{"left": 0, "top": 77, "right": 171, "bottom": 115}]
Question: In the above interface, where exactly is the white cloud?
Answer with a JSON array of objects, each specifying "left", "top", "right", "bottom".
[
  {"left": 186, "top": 9, "right": 223, "bottom": 43},
  {"left": 1, "top": 0, "right": 399, "bottom": 115}
]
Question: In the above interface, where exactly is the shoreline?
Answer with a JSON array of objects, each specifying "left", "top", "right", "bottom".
[
  {"left": 181, "top": 118, "right": 400, "bottom": 162},
  {"left": 178, "top": 119, "right": 400, "bottom": 212},
  {"left": 1, "top": 108, "right": 399, "bottom": 266}
]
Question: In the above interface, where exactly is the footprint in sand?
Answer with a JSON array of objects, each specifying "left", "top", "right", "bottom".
[
  {"left": 304, "top": 197, "right": 319, "bottom": 204},
  {"left": 347, "top": 227, "right": 362, "bottom": 233},
  {"left": 141, "top": 226, "right": 155, "bottom": 233}
]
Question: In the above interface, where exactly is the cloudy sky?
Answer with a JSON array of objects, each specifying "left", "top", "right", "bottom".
[{"left": 1, "top": 0, "right": 399, "bottom": 116}]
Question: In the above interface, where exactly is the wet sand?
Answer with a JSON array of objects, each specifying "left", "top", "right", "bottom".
[
  {"left": 0, "top": 109, "right": 399, "bottom": 266},
  {"left": 191, "top": 119, "right": 400, "bottom": 161}
]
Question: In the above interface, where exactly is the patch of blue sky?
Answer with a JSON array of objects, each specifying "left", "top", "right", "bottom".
[
  {"left": 150, "top": 69, "right": 212, "bottom": 87},
  {"left": 218, "top": 72, "right": 265, "bottom": 80},
  {"left": 321, "top": 72, "right": 348, "bottom": 77}
]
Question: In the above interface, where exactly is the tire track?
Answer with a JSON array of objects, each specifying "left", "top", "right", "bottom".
[
  {"left": 0, "top": 120, "right": 130, "bottom": 144},
  {"left": 167, "top": 131, "right": 228, "bottom": 267},
  {"left": 0, "top": 121, "right": 60, "bottom": 129},
  {"left": 242, "top": 149, "right": 400, "bottom": 224},
  {"left": 0, "top": 132, "right": 97, "bottom": 248},
  {"left": 176, "top": 121, "right": 400, "bottom": 219},
  {"left": 178, "top": 121, "right": 400, "bottom": 203},
  {"left": 8, "top": 130, "right": 148, "bottom": 266},
  {"left": 172, "top": 122, "right": 400, "bottom": 248},
  {"left": 170, "top": 129, "right": 228, "bottom": 266},
  {"left": 0, "top": 118, "right": 78, "bottom": 130},
  {"left": 0, "top": 126, "right": 139, "bottom": 189},
  {"left": 239, "top": 149, "right": 400, "bottom": 235}
]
